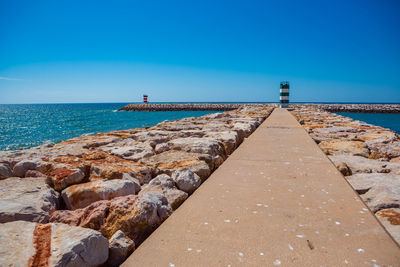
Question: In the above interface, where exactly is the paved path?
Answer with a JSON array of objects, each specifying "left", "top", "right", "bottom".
[{"left": 123, "top": 108, "right": 400, "bottom": 266}]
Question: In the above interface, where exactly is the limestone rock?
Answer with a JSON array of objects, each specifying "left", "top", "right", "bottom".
[
  {"left": 107, "top": 230, "right": 135, "bottom": 267},
  {"left": 12, "top": 159, "right": 39, "bottom": 177},
  {"left": 205, "top": 131, "right": 240, "bottom": 155},
  {"left": 62, "top": 179, "right": 139, "bottom": 210},
  {"left": 329, "top": 155, "right": 400, "bottom": 174},
  {"left": 141, "top": 150, "right": 211, "bottom": 181},
  {"left": 319, "top": 140, "right": 370, "bottom": 157},
  {"left": 52, "top": 151, "right": 153, "bottom": 184},
  {"left": 375, "top": 208, "right": 400, "bottom": 245},
  {"left": 99, "top": 139, "right": 155, "bottom": 161},
  {"left": 0, "top": 177, "right": 59, "bottom": 223},
  {"left": 141, "top": 174, "right": 188, "bottom": 210},
  {"left": 164, "top": 137, "right": 226, "bottom": 158},
  {"left": 358, "top": 176, "right": 400, "bottom": 212},
  {"left": 47, "top": 167, "right": 86, "bottom": 191},
  {"left": 0, "top": 221, "right": 108, "bottom": 267},
  {"left": 172, "top": 169, "right": 202, "bottom": 194},
  {"left": 346, "top": 173, "right": 400, "bottom": 195},
  {"left": 51, "top": 191, "right": 172, "bottom": 245},
  {"left": 0, "top": 163, "right": 13, "bottom": 179}
]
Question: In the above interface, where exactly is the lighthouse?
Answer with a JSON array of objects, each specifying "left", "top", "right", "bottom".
[
  {"left": 143, "top": 94, "right": 148, "bottom": 103},
  {"left": 280, "top": 82, "right": 289, "bottom": 108}
]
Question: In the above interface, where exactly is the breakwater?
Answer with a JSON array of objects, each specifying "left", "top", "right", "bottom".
[
  {"left": 295, "top": 103, "right": 400, "bottom": 113},
  {"left": 119, "top": 103, "right": 400, "bottom": 113},
  {"left": 119, "top": 103, "right": 276, "bottom": 111}
]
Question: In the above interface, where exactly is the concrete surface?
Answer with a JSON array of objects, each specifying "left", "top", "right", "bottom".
[{"left": 122, "top": 108, "right": 400, "bottom": 266}]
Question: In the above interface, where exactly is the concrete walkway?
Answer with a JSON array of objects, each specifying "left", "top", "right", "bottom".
[{"left": 122, "top": 108, "right": 400, "bottom": 266}]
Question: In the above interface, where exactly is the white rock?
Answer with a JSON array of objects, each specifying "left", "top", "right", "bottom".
[
  {"left": 0, "top": 177, "right": 59, "bottom": 223},
  {"left": 172, "top": 169, "right": 202, "bottom": 194},
  {"left": 107, "top": 230, "right": 135, "bottom": 267}
]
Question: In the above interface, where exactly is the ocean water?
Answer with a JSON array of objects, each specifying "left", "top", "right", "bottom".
[
  {"left": 336, "top": 112, "right": 400, "bottom": 134},
  {"left": 0, "top": 103, "right": 220, "bottom": 151}
]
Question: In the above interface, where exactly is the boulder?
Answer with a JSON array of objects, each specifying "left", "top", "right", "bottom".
[
  {"left": 0, "top": 177, "right": 59, "bottom": 223},
  {"left": 141, "top": 174, "right": 188, "bottom": 210},
  {"left": 0, "top": 163, "right": 13, "bottom": 179},
  {"left": 12, "top": 159, "right": 39, "bottom": 177},
  {"left": 0, "top": 221, "right": 108, "bottom": 266},
  {"left": 329, "top": 155, "right": 400, "bottom": 174},
  {"left": 346, "top": 173, "right": 400, "bottom": 195},
  {"left": 99, "top": 139, "right": 155, "bottom": 161},
  {"left": 205, "top": 131, "right": 240, "bottom": 155},
  {"left": 51, "top": 151, "right": 153, "bottom": 185},
  {"left": 172, "top": 169, "right": 202, "bottom": 194},
  {"left": 164, "top": 137, "right": 226, "bottom": 158},
  {"left": 107, "top": 230, "right": 135, "bottom": 266},
  {"left": 319, "top": 140, "right": 370, "bottom": 157},
  {"left": 350, "top": 174, "right": 400, "bottom": 212},
  {"left": 47, "top": 167, "right": 86, "bottom": 191},
  {"left": 141, "top": 150, "right": 211, "bottom": 181},
  {"left": 50, "top": 191, "right": 172, "bottom": 245},
  {"left": 62, "top": 179, "right": 140, "bottom": 210},
  {"left": 375, "top": 208, "right": 400, "bottom": 244}
]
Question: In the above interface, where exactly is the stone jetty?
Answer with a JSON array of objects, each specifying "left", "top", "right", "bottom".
[
  {"left": 122, "top": 108, "right": 400, "bottom": 266},
  {"left": 119, "top": 102, "right": 400, "bottom": 113},
  {"left": 0, "top": 105, "right": 273, "bottom": 266},
  {"left": 1, "top": 104, "right": 400, "bottom": 266}
]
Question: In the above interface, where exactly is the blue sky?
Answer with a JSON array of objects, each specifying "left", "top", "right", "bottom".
[{"left": 0, "top": 0, "right": 399, "bottom": 104}]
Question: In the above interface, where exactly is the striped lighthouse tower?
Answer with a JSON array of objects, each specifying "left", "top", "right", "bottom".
[{"left": 280, "top": 81, "right": 289, "bottom": 108}]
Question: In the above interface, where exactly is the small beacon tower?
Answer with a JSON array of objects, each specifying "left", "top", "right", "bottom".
[
  {"left": 143, "top": 94, "right": 148, "bottom": 103},
  {"left": 280, "top": 81, "right": 289, "bottom": 108}
]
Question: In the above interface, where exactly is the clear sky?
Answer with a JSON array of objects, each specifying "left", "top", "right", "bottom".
[{"left": 0, "top": 0, "right": 399, "bottom": 104}]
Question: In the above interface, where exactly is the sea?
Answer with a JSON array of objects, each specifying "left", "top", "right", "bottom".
[
  {"left": 0, "top": 103, "right": 399, "bottom": 151},
  {"left": 0, "top": 103, "right": 220, "bottom": 151},
  {"left": 336, "top": 112, "right": 400, "bottom": 134}
]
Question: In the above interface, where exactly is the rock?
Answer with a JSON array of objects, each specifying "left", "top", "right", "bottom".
[
  {"left": 12, "top": 159, "right": 39, "bottom": 177},
  {"left": 57, "top": 134, "right": 121, "bottom": 149},
  {"left": 0, "top": 221, "right": 108, "bottom": 266},
  {"left": 319, "top": 140, "right": 370, "bottom": 157},
  {"left": 52, "top": 151, "right": 153, "bottom": 185},
  {"left": 358, "top": 176, "right": 400, "bottom": 212},
  {"left": 172, "top": 169, "right": 202, "bottom": 194},
  {"left": 141, "top": 174, "right": 188, "bottom": 210},
  {"left": 329, "top": 155, "right": 400, "bottom": 174},
  {"left": 366, "top": 140, "right": 400, "bottom": 159},
  {"left": 141, "top": 151, "right": 211, "bottom": 181},
  {"left": 346, "top": 173, "right": 400, "bottom": 195},
  {"left": 99, "top": 139, "right": 155, "bottom": 161},
  {"left": 25, "top": 170, "right": 47, "bottom": 178},
  {"left": 51, "top": 191, "right": 172, "bottom": 245},
  {"left": 107, "top": 230, "right": 135, "bottom": 267},
  {"left": 375, "top": 208, "right": 400, "bottom": 244},
  {"left": 390, "top": 157, "right": 400, "bottom": 163},
  {"left": 0, "top": 163, "right": 13, "bottom": 179},
  {"left": 47, "top": 167, "right": 86, "bottom": 191},
  {"left": 0, "top": 177, "right": 59, "bottom": 223},
  {"left": 205, "top": 131, "right": 240, "bottom": 155},
  {"left": 62, "top": 179, "right": 140, "bottom": 210},
  {"left": 164, "top": 137, "right": 226, "bottom": 159},
  {"left": 335, "top": 162, "right": 352, "bottom": 176}
]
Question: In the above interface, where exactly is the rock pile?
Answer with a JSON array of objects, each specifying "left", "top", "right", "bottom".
[
  {"left": 292, "top": 107, "right": 400, "bottom": 244},
  {"left": 0, "top": 105, "right": 273, "bottom": 266}
]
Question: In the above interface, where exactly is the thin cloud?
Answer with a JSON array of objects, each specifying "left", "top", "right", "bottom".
[{"left": 0, "top": 76, "right": 22, "bottom": 81}]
